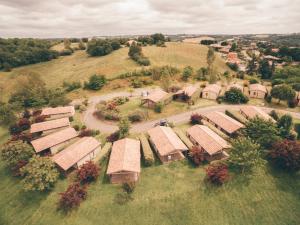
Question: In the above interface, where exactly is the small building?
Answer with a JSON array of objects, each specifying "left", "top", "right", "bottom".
[
  {"left": 201, "top": 111, "right": 244, "bottom": 136},
  {"left": 249, "top": 84, "right": 267, "bottom": 99},
  {"left": 31, "top": 127, "right": 78, "bottom": 154},
  {"left": 141, "top": 89, "right": 172, "bottom": 108},
  {"left": 219, "top": 47, "right": 230, "bottom": 54},
  {"left": 30, "top": 117, "right": 70, "bottom": 135},
  {"left": 107, "top": 138, "right": 141, "bottom": 184},
  {"left": 52, "top": 137, "right": 101, "bottom": 171},
  {"left": 201, "top": 84, "right": 222, "bottom": 100},
  {"left": 227, "top": 83, "right": 243, "bottom": 92},
  {"left": 41, "top": 106, "right": 75, "bottom": 120},
  {"left": 173, "top": 85, "right": 200, "bottom": 103},
  {"left": 240, "top": 106, "right": 275, "bottom": 122},
  {"left": 148, "top": 126, "right": 188, "bottom": 163},
  {"left": 186, "top": 125, "right": 231, "bottom": 161}
]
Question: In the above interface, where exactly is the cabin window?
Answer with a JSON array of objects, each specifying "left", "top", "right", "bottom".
[{"left": 168, "top": 155, "right": 172, "bottom": 161}]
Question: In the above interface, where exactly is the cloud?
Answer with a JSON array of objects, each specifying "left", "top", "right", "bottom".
[{"left": 0, "top": 0, "right": 299, "bottom": 37}]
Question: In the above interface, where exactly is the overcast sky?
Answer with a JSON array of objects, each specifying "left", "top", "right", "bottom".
[{"left": 0, "top": 0, "right": 299, "bottom": 38}]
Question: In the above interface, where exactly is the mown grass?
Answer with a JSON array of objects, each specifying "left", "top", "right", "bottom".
[{"left": 0, "top": 154, "right": 299, "bottom": 225}]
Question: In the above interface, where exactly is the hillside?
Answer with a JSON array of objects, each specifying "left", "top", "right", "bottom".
[{"left": 0, "top": 42, "right": 230, "bottom": 99}]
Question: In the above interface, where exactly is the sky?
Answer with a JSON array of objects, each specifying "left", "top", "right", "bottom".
[{"left": 0, "top": 0, "right": 299, "bottom": 38}]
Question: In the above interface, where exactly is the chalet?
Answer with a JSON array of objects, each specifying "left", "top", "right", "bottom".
[
  {"left": 240, "top": 106, "right": 275, "bottom": 122},
  {"left": 201, "top": 84, "right": 222, "bottom": 100},
  {"left": 227, "top": 83, "right": 243, "bottom": 92},
  {"left": 249, "top": 84, "right": 267, "bottom": 99},
  {"left": 148, "top": 126, "right": 188, "bottom": 163},
  {"left": 52, "top": 137, "right": 101, "bottom": 171},
  {"left": 107, "top": 138, "right": 141, "bottom": 184},
  {"left": 31, "top": 127, "right": 78, "bottom": 154},
  {"left": 41, "top": 106, "right": 75, "bottom": 120},
  {"left": 173, "top": 85, "right": 200, "bottom": 103},
  {"left": 201, "top": 111, "right": 244, "bottom": 136},
  {"left": 141, "top": 89, "right": 172, "bottom": 108},
  {"left": 186, "top": 125, "right": 230, "bottom": 161},
  {"left": 30, "top": 117, "right": 70, "bottom": 135}
]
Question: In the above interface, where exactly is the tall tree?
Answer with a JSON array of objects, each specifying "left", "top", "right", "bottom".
[{"left": 271, "top": 84, "right": 296, "bottom": 103}]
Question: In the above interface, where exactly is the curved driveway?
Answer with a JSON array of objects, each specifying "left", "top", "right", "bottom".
[{"left": 80, "top": 88, "right": 300, "bottom": 134}]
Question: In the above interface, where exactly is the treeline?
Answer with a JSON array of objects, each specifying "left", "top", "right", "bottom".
[
  {"left": 128, "top": 42, "right": 150, "bottom": 66},
  {"left": 0, "top": 38, "right": 59, "bottom": 71},
  {"left": 137, "top": 33, "right": 167, "bottom": 46},
  {"left": 272, "top": 65, "right": 300, "bottom": 90},
  {"left": 200, "top": 40, "right": 217, "bottom": 45},
  {"left": 86, "top": 38, "right": 127, "bottom": 57}
]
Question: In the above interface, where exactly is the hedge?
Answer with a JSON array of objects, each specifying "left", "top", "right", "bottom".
[
  {"left": 225, "top": 109, "right": 248, "bottom": 124},
  {"left": 173, "top": 128, "right": 193, "bottom": 150},
  {"left": 139, "top": 134, "right": 155, "bottom": 166},
  {"left": 201, "top": 120, "right": 230, "bottom": 141},
  {"left": 93, "top": 142, "right": 112, "bottom": 164}
]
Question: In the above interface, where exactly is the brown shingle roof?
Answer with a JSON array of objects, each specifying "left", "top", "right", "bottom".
[
  {"left": 175, "top": 85, "right": 199, "bottom": 97},
  {"left": 148, "top": 126, "right": 188, "bottom": 156},
  {"left": 202, "top": 84, "right": 222, "bottom": 94},
  {"left": 41, "top": 106, "right": 75, "bottom": 116},
  {"left": 52, "top": 137, "right": 101, "bottom": 171},
  {"left": 201, "top": 111, "right": 244, "bottom": 134},
  {"left": 249, "top": 84, "right": 267, "bottom": 93},
  {"left": 142, "top": 90, "right": 169, "bottom": 103},
  {"left": 30, "top": 118, "right": 70, "bottom": 133},
  {"left": 31, "top": 127, "right": 78, "bottom": 153},
  {"left": 107, "top": 138, "right": 140, "bottom": 174},
  {"left": 240, "top": 106, "right": 275, "bottom": 122},
  {"left": 187, "top": 125, "right": 231, "bottom": 155}
]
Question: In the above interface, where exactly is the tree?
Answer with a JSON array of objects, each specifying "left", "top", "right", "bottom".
[
  {"left": 84, "top": 74, "right": 107, "bottom": 90},
  {"left": 20, "top": 156, "right": 59, "bottom": 191},
  {"left": 154, "top": 102, "right": 163, "bottom": 113},
  {"left": 0, "top": 102, "right": 17, "bottom": 126},
  {"left": 77, "top": 161, "right": 99, "bottom": 184},
  {"left": 205, "top": 163, "right": 229, "bottom": 185},
  {"left": 150, "top": 33, "right": 165, "bottom": 45},
  {"left": 190, "top": 113, "right": 202, "bottom": 125},
  {"left": 247, "top": 57, "right": 257, "bottom": 75},
  {"left": 230, "top": 43, "right": 238, "bottom": 52},
  {"left": 228, "top": 137, "right": 264, "bottom": 173},
  {"left": 269, "top": 140, "right": 300, "bottom": 171},
  {"left": 128, "top": 42, "right": 142, "bottom": 58},
  {"left": 118, "top": 117, "right": 131, "bottom": 138},
  {"left": 182, "top": 66, "right": 193, "bottom": 81},
  {"left": 189, "top": 146, "right": 205, "bottom": 166},
  {"left": 223, "top": 87, "right": 249, "bottom": 104},
  {"left": 58, "top": 182, "right": 87, "bottom": 212},
  {"left": 271, "top": 84, "right": 296, "bottom": 103},
  {"left": 278, "top": 114, "right": 293, "bottom": 134},
  {"left": 259, "top": 59, "right": 273, "bottom": 79},
  {"left": 243, "top": 117, "right": 281, "bottom": 149},
  {"left": 1, "top": 141, "right": 34, "bottom": 168}
]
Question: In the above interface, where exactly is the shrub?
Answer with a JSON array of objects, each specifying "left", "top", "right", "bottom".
[
  {"left": 265, "top": 95, "right": 272, "bottom": 103},
  {"left": 34, "top": 115, "right": 48, "bottom": 123},
  {"left": 154, "top": 103, "right": 163, "bottom": 113},
  {"left": 84, "top": 74, "right": 107, "bottom": 90},
  {"left": 122, "top": 182, "right": 136, "bottom": 194},
  {"left": 77, "top": 161, "right": 100, "bottom": 184},
  {"left": 32, "top": 109, "right": 42, "bottom": 117},
  {"left": 189, "top": 146, "right": 205, "bottom": 166},
  {"left": 205, "top": 163, "right": 229, "bottom": 185},
  {"left": 79, "top": 129, "right": 93, "bottom": 137},
  {"left": 18, "top": 118, "right": 31, "bottom": 131},
  {"left": 118, "top": 117, "right": 131, "bottom": 138},
  {"left": 269, "top": 110, "right": 279, "bottom": 121},
  {"left": 288, "top": 99, "right": 298, "bottom": 108},
  {"left": 249, "top": 78, "right": 258, "bottom": 84},
  {"left": 139, "top": 134, "right": 155, "bottom": 166},
  {"left": 106, "top": 131, "right": 120, "bottom": 142},
  {"left": 223, "top": 87, "right": 249, "bottom": 104},
  {"left": 22, "top": 110, "right": 31, "bottom": 119},
  {"left": 190, "top": 113, "right": 202, "bottom": 125},
  {"left": 73, "top": 125, "right": 80, "bottom": 131},
  {"left": 295, "top": 123, "right": 300, "bottom": 140},
  {"left": 131, "top": 79, "right": 143, "bottom": 88},
  {"left": 9, "top": 124, "right": 22, "bottom": 135},
  {"left": 268, "top": 140, "right": 300, "bottom": 171},
  {"left": 58, "top": 182, "right": 87, "bottom": 212},
  {"left": 128, "top": 110, "right": 145, "bottom": 122},
  {"left": 63, "top": 81, "right": 82, "bottom": 92}
]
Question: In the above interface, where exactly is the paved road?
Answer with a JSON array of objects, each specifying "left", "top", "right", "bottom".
[{"left": 78, "top": 88, "right": 300, "bottom": 134}]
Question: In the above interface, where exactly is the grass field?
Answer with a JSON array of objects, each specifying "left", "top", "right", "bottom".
[{"left": 0, "top": 42, "right": 230, "bottom": 100}]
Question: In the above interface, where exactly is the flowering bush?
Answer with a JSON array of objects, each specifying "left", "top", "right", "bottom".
[
  {"left": 206, "top": 163, "right": 229, "bottom": 185},
  {"left": 77, "top": 161, "right": 100, "bottom": 184}
]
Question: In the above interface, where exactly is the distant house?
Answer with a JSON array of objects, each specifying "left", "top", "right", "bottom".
[
  {"left": 31, "top": 127, "right": 78, "bottom": 154},
  {"left": 227, "top": 52, "right": 240, "bottom": 64},
  {"left": 141, "top": 89, "right": 172, "bottom": 108},
  {"left": 227, "top": 83, "right": 243, "bottom": 92},
  {"left": 249, "top": 84, "right": 267, "bottom": 99},
  {"left": 41, "top": 106, "right": 75, "bottom": 120},
  {"left": 30, "top": 117, "right": 70, "bottom": 135},
  {"left": 106, "top": 138, "right": 141, "bottom": 184},
  {"left": 201, "top": 84, "right": 222, "bottom": 100},
  {"left": 52, "top": 137, "right": 101, "bottom": 172},
  {"left": 148, "top": 126, "right": 188, "bottom": 163},
  {"left": 201, "top": 111, "right": 244, "bottom": 136},
  {"left": 173, "top": 85, "right": 200, "bottom": 103},
  {"left": 240, "top": 106, "right": 275, "bottom": 122},
  {"left": 186, "top": 125, "right": 230, "bottom": 161}
]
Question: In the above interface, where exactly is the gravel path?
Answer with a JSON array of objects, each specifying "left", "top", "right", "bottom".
[{"left": 77, "top": 89, "right": 300, "bottom": 134}]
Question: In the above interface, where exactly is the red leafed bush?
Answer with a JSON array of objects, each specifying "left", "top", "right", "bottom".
[
  {"left": 11, "top": 160, "right": 28, "bottom": 177},
  {"left": 106, "top": 102, "right": 118, "bottom": 111},
  {"left": 79, "top": 129, "right": 93, "bottom": 137},
  {"left": 32, "top": 109, "right": 42, "bottom": 117},
  {"left": 269, "top": 140, "right": 300, "bottom": 171},
  {"left": 58, "top": 182, "right": 87, "bottom": 212},
  {"left": 77, "top": 161, "right": 99, "bottom": 184},
  {"left": 190, "top": 113, "right": 202, "bottom": 125},
  {"left": 189, "top": 146, "right": 205, "bottom": 166},
  {"left": 106, "top": 131, "right": 120, "bottom": 142},
  {"left": 18, "top": 118, "right": 31, "bottom": 130},
  {"left": 206, "top": 163, "right": 229, "bottom": 185},
  {"left": 34, "top": 115, "right": 48, "bottom": 123}
]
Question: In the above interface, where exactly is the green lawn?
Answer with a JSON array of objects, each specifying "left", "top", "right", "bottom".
[{"left": 0, "top": 149, "right": 299, "bottom": 225}]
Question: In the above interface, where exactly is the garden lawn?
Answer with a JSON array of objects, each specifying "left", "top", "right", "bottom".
[{"left": 0, "top": 155, "right": 299, "bottom": 225}]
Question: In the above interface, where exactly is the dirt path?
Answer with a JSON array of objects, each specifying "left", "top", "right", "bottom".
[{"left": 78, "top": 89, "right": 300, "bottom": 134}]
